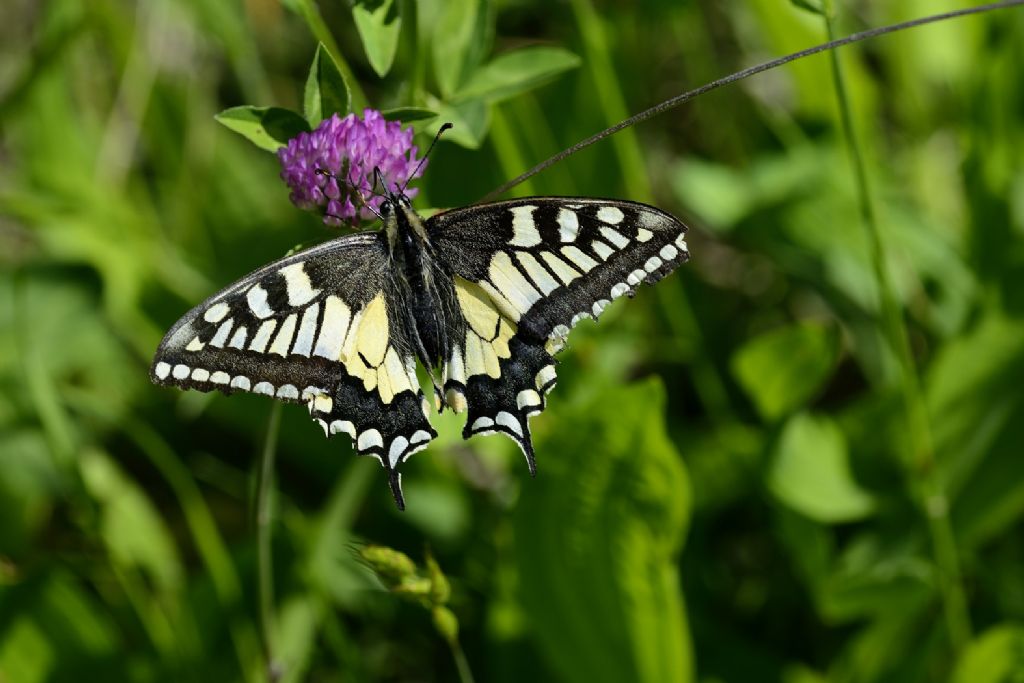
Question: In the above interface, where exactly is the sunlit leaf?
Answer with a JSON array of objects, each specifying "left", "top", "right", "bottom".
[
  {"left": 952, "top": 624, "right": 1024, "bottom": 683},
  {"left": 352, "top": 0, "right": 401, "bottom": 77},
  {"left": 215, "top": 106, "right": 310, "bottom": 152},
  {"left": 303, "top": 43, "right": 351, "bottom": 126},
  {"left": 431, "top": 0, "right": 492, "bottom": 97},
  {"left": 516, "top": 378, "right": 693, "bottom": 683},
  {"left": 731, "top": 321, "right": 840, "bottom": 421},
  {"left": 769, "top": 413, "right": 875, "bottom": 523},
  {"left": 381, "top": 107, "right": 439, "bottom": 123},
  {"left": 453, "top": 47, "right": 581, "bottom": 104}
]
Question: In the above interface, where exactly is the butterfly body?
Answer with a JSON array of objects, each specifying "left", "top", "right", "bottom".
[{"left": 151, "top": 195, "right": 690, "bottom": 508}]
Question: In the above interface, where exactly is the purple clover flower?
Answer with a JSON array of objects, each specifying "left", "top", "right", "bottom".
[{"left": 277, "top": 109, "right": 425, "bottom": 227}]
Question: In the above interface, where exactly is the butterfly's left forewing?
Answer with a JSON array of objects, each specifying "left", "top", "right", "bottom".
[
  {"left": 427, "top": 197, "right": 690, "bottom": 468},
  {"left": 150, "top": 232, "right": 434, "bottom": 507}
]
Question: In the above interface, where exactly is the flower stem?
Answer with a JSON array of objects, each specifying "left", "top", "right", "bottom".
[
  {"left": 256, "top": 402, "right": 283, "bottom": 682},
  {"left": 821, "top": 8, "right": 971, "bottom": 652},
  {"left": 449, "top": 639, "right": 476, "bottom": 683}
]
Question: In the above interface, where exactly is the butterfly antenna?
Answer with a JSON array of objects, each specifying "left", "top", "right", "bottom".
[{"left": 401, "top": 122, "right": 452, "bottom": 195}]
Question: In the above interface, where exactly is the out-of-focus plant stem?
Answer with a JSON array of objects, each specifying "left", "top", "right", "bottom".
[
  {"left": 821, "top": 6, "right": 972, "bottom": 653},
  {"left": 256, "top": 402, "right": 283, "bottom": 682}
]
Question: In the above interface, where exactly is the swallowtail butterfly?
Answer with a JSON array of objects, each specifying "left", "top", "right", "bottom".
[{"left": 151, "top": 174, "right": 689, "bottom": 509}]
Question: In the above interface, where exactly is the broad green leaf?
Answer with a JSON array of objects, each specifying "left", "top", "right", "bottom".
[
  {"left": 952, "top": 624, "right": 1024, "bottom": 683},
  {"left": 352, "top": 0, "right": 401, "bottom": 77},
  {"left": 303, "top": 43, "right": 351, "bottom": 126},
  {"left": 515, "top": 378, "right": 693, "bottom": 683},
  {"left": 381, "top": 107, "right": 439, "bottom": 123},
  {"left": 433, "top": 100, "right": 489, "bottom": 149},
  {"left": 453, "top": 47, "right": 581, "bottom": 104},
  {"left": 431, "top": 0, "right": 493, "bottom": 97},
  {"left": 769, "top": 413, "right": 875, "bottom": 523},
  {"left": 789, "top": 0, "right": 825, "bottom": 15},
  {"left": 215, "top": 106, "right": 310, "bottom": 152},
  {"left": 731, "top": 320, "right": 839, "bottom": 421},
  {"left": 80, "top": 449, "right": 182, "bottom": 591}
]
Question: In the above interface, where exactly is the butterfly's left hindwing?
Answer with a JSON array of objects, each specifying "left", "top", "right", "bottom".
[
  {"left": 150, "top": 232, "right": 434, "bottom": 508},
  {"left": 426, "top": 198, "right": 690, "bottom": 466}
]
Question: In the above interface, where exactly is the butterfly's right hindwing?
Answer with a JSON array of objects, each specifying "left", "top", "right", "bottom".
[{"left": 150, "top": 232, "right": 434, "bottom": 508}]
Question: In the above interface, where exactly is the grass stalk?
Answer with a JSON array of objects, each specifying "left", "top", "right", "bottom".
[
  {"left": 821, "top": 8, "right": 971, "bottom": 652},
  {"left": 256, "top": 402, "right": 283, "bottom": 682}
]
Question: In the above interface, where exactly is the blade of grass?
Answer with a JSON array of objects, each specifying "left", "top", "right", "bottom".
[
  {"left": 256, "top": 402, "right": 283, "bottom": 682},
  {"left": 821, "top": 4, "right": 971, "bottom": 652}
]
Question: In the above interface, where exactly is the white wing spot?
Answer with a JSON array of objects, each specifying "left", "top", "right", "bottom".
[
  {"left": 536, "top": 365, "right": 557, "bottom": 391},
  {"left": 186, "top": 336, "right": 204, "bottom": 352},
  {"left": 155, "top": 362, "right": 171, "bottom": 379},
  {"left": 210, "top": 371, "right": 230, "bottom": 385},
  {"left": 279, "top": 262, "right": 321, "bottom": 307},
  {"left": 599, "top": 226, "right": 630, "bottom": 249},
  {"left": 292, "top": 303, "right": 319, "bottom": 357},
  {"left": 253, "top": 381, "right": 274, "bottom": 395},
  {"left": 249, "top": 319, "right": 278, "bottom": 353},
  {"left": 496, "top": 411, "right": 523, "bottom": 437},
  {"left": 388, "top": 436, "right": 409, "bottom": 468},
  {"left": 611, "top": 283, "right": 630, "bottom": 299},
  {"left": 627, "top": 270, "right": 645, "bottom": 286},
  {"left": 204, "top": 302, "right": 230, "bottom": 323},
  {"left": 269, "top": 314, "right": 297, "bottom": 356},
  {"left": 357, "top": 429, "right": 384, "bottom": 451},
  {"left": 592, "top": 299, "right": 611, "bottom": 317},
  {"left": 330, "top": 421, "right": 357, "bottom": 439},
  {"left": 516, "top": 389, "right": 542, "bottom": 411},
  {"left": 191, "top": 368, "right": 210, "bottom": 382},
  {"left": 411, "top": 430, "right": 432, "bottom": 445},
  {"left": 560, "top": 246, "right": 599, "bottom": 273},
  {"left": 172, "top": 364, "right": 190, "bottom": 380},
  {"left": 230, "top": 376, "right": 251, "bottom": 391},
  {"left": 209, "top": 319, "right": 234, "bottom": 348},
  {"left": 509, "top": 205, "right": 541, "bottom": 247},
  {"left": 660, "top": 244, "right": 678, "bottom": 260},
  {"left": 645, "top": 256, "right": 663, "bottom": 273},
  {"left": 591, "top": 241, "right": 615, "bottom": 261},
  {"left": 637, "top": 228, "right": 654, "bottom": 243},
  {"left": 471, "top": 416, "right": 495, "bottom": 433},
  {"left": 247, "top": 284, "right": 274, "bottom": 319},
  {"left": 276, "top": 384, "right": 299, "bottom": 400},
  {"left": 557, "top": 208, "right": 580, "bottom": 242},
  {"left": 597, "top": 206, "right": 625, "bottom": 224},
  {"left": 228, "top": 326, "right": 248, "bottom": 349}
]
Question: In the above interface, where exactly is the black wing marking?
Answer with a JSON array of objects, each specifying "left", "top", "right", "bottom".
[
  {"left": 426, "top": 198, "right": 689, "bottom": 469},
  {"left": 150, "top": 231, "right": 434, "bottom": 508}
]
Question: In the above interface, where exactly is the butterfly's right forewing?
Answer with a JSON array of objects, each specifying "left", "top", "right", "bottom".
[{"left": 426, "top": 197, "right": 690, "bottom": 469}]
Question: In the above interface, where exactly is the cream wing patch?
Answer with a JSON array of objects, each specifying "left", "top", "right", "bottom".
[
  {"left": 339, "top": 292, "right": 418, "bottom": 405},
  {"left": 453, "top": 277, "right": 517, "bottom": 382}
]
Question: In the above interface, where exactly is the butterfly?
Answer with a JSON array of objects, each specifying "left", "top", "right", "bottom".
[{"left": 151, "top": 185, "right": 690, "bottom": 509}]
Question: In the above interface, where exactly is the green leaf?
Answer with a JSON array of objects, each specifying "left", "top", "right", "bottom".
[
  {"left": 452, "top": 47, "right": 581, "bottom": 104},
  {"left": 80, "top": 449, "right": 182, "bottom": 591},
  {"left": 731, "top": 320, "right": 840, "bottom": 421},
  {"left": 433, "top": 100, "right": 489, "bottom": 149},
  {"left": 952, "top": 624, "right": 1024, "bottom": 683},
  {"left": 789, "top": 0, "right": 826, "bottom": 15},
  {"left": 515, "top": 378, "right": 693, "bottom": 683},
  {"left": 769, "top": 413, "right": 875, "bottom": 523},
  {"left": 381, "top": 107, "right": 439, "bottom": 123},
  {"left": 214, "top": 106, "right": 310, "bottom": 152},
  {"left": 352, "top": 0, "right": 401, "bottom": 77},
  {"left": 431, "top": 0, "right": 493, "bottom": 97},
  {"left": 303, "top": 43, "right": 351, "bottom": 126}
]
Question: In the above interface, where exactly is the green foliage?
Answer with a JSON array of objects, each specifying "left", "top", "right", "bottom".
[
  {"left": 516, "top": 379, "right": 692, "bottom": 683},
  {"left": 303, "top": 43, "right": 352, "bottom": 126},
  {"left": 2, "top": 0, "right": 1024, "bottom": 681}
]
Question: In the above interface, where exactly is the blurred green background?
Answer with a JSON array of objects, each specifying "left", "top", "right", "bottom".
[{"left": 2, "top": 0, "right": 1024, "bottom": 681}]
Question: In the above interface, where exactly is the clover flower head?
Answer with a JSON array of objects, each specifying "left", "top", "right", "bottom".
[{"left": 277, "top": 109, "right": 425, "bottom": 227}]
